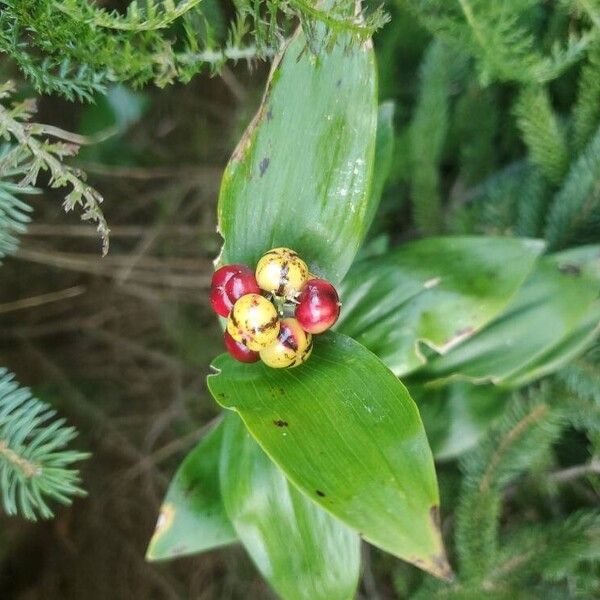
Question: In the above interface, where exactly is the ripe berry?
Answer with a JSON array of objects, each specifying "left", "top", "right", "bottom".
[
  {"left": 255, "top": 247, "right": 309, "bottom": 299},
  {"left": 260, "top": 318, "right": 313, "bottom": 369},
  {"left": 210, "top": 264, "right": 260, "bottom": 317},
  {"left": 295, "top": 278, "right": 341, "bottom": 334},
  {"left": 227, "top": 293, "right": 280, "bottom": 351},
  {"left": 224, "top": 331, "right": 260, "bottom": 363}
]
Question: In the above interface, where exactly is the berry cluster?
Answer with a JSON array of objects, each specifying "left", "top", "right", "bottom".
[{"left": 210, "top": 247, "right": 341, "bottom": 368}]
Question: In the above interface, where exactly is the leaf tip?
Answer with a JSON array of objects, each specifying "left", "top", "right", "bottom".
[
  {"left": 145, "top": 503, "right": 175, "bottom": 562},
  {"left": 409, "top": 552, "right": 454, "bottom": 581},
  {"left": 419, "top": 505, "right": 454, "bottom": 581}
]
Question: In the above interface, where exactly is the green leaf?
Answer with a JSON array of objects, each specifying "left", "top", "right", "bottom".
[
  {"left": 421, "top": 246, "right": 600, "bottom": 386},
  {"left": 208, "top": 332, "right": 451, "bottom": 579},
  {"left": 336, "top": 236, "right": 544, "bottom": 376},
  {"left": 220, "top": 413, "right": 360, "bottom": 600},
  {"left": 410, "top": 382, "right": 508, "bottom": 460},
  {"left": 146, "top": 421, "right": 236, "bottom": 561},
  {"left": 217, "top": 28, "right": 378, "bottom": 285}
]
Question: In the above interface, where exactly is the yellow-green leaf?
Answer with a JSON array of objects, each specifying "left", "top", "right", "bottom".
[{"left": 146, "top": 421, "right": 236, "bottom": 561}]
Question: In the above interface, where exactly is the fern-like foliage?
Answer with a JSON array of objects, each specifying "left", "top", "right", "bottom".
[
  {"left": 409, "top": 39, "right": 465, "bottom": 234},
  {"left": 403, "top": 0, "right": 594, "bottom": 85},
  {"left": 58, "top": 0, "right": 203, "bottom": 32},
  {"left": 455, "top": 393, "right": 563, "bottom": 581},
  {"left": 545, "top": 125, "right": 600, "bottom": 249},
  {"left": 0, "top": 368, "right": 88, "bottom": 521},
  {"left": 0, "top": 80, "right": 109, "bottom": 254},
  {"left": 413, "top": 389, "right": 599, "bottom": 598},
  {"left": 572, "top": 40, "right": 600, "bottom": 152},
  {"left": 514, "top": 86, "right": 569, "bottom": 184},
  {"left": 0, "top": 0, "right": 388, "bottom": 97}
]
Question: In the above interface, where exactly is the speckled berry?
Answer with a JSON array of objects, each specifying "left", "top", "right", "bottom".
[
  {"left": 260, "top": 318, "right": 313, "bottom": 369},
  {"left": 295, "top": 278, "right": 341, "bottom": 334},
  {"left": 224, "top": 331, "right": 260, "bottom": 363},
  {"left": 255, "top": 247, "right": 309, "bottom": 299},
  {"left": 210, "top": 264, "right": 259, "bottom": 317},
  {"left": 226, "top": 293, "right": 280, "bottom": 351}
]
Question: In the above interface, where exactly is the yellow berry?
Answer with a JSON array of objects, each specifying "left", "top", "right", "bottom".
[
  {"left": 227, "top": 294, "right": 280, "bottom": 351},
  {"left": 255, "top": 247, "right": 309, "bottom": 298},
  {"left": 260, "top": 318, "right": 313, "bottom": 369}
]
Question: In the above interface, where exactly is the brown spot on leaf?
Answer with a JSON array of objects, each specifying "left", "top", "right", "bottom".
[
  {"left": 336, "top": 79, "right": 342, "bottom": 87},
  {"left": 316, "top": 490, "right": 326, "bottom": 497},
  {"left": 430, "top": 505, "right": 441, "bottom": 529},
  {"left": 273, "top": 419, "right": 288, "bottom": 427},
  {"left": 170, "top": 543, "right": 189, "bottom": 556},
  {"left": 455, "top": 327, "right": 474, "bottom": 338},
  {"left": 558, "top": 263, "right": 581, "bottom": 276},
  {"left": 259, "top": 157, "right": 270, "bottom": 176},
  {"left": 266, "top": 108, "right": 273, "bottom": 121}
]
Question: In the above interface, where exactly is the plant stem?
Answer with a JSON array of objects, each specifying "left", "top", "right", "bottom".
[{"left": 0, "top": 440, "right": 40, "bottom": 478}]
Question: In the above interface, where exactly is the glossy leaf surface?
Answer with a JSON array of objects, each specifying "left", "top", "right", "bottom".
[
  {"left": 422, "top": 246, "right": 600, "bottom": 386},
  {"left": 146, "top": 421, "right": 236, "bottom": 561},
  {"left": 217, "top": 29, "right": 378, "bottom": 285},
  {"left": 220, "top": 414, "right": 360, "bottom": 600},
  {"left": 208, "top": 332, "right": 451, "bottom": 579},
  {"left": 337, "top": 236, "right": 544, "bottom": 376}
]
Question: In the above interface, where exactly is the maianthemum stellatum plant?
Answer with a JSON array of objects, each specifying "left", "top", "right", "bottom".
[{"left": 145, "top": 17, "right": 600, "bottom": 600}]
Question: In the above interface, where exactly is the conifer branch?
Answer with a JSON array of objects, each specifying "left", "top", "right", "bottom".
[{"left": 0, "top": 368, "right": 88, "bottom": 521}]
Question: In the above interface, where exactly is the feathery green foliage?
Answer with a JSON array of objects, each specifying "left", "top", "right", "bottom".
[
  {"left": 545, "top": 126, "right": 600, "bottom": 249},
  {"left": 572, "top": 40, "right": 600, "bottom": 152},
  {"left": 58, "top": 0, "right": 204, "bottom": 32},
  {"left": 402, "top": 0, "right": 594, "bottom": 85},
  {"left": 455, "top": 393, "right": 563, "bottom": 581},
  {"left": 411, "top": 387, "right": 599, "bottom": 598},
  {"left": 514, "top": 86, "right": 569, "bottom": 184},
  {"left": 409, "top": 39, "right": 464, "bottom": 233},
  {"left": 0, "top": 0, "right": 388, "bottom": 98},
  {"left": 452, "top": 83, "right": 498, "bottom": 186},
  {"left": 0, "top": 80, "right": 109, "bottom": 253},
  {"left": 0, "top": 368, "right": 88, "bottom": 521}
]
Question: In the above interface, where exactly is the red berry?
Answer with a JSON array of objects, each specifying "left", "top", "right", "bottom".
[
  {"left": 212, "top": 264, "right": 248, "bottom": 288},
  {"left": 210, "top": 264, "right": 259, "bottom": 317},
  {"left": 224, "top": 271, "right": 260, "bottom": 303},
  {"left": 224, "top": 331, "right": 260, "bottom": 363},
  {"left": 295, "top": 279, "right": 341, "bottom": 334}
]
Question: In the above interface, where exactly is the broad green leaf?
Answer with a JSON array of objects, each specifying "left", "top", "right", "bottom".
[
  {"left": 410, "top": 382, "right": 508, "bottom": 460},
  {"left": 208, "top": 332, "right": 451, "bottom": 579},
  {"left": 220, "top": 413, "right": 360, "bottom": 600},
  {"left": 146, "top": 421, "right": 236, "bottom": 561},
  {"left": 336, "top": 236, "right": 544, "bottom": 376},
  {"left": 217, "top": 29, "right": 378, "bottom": 285},
  {"left": 422, "top": 246, "right": 600, "bottom": 386}
]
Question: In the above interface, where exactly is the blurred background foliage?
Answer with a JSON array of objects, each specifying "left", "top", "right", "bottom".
[{"left": 0, "top": 0, "right": 599, "bottom": 598}]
